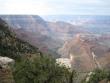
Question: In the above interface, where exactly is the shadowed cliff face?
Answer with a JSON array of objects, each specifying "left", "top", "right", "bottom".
[
  {"left": 0, "top": 15, "right": 62, "bottom": 57},
  {"left": 59, "top": 33, "right": 110, "bottom": 71},
  {"left": 0, "top": 18, "right": 40, "bottom": 59}
]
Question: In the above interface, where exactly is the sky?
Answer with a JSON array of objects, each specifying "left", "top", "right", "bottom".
[{"left": 0, "top": 0, "right": 110, "bottom": 15}]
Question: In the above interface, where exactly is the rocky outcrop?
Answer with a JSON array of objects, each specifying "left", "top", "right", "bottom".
[{"left": 0, "top": 56, "right": 14, "bottom": 83}]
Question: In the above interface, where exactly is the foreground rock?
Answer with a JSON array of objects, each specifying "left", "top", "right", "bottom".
[{"left": 0, "top": 56, "right": 14, "bottom": 83}]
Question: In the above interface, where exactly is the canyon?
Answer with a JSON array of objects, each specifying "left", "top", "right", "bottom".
[{"left": 0, "top": 15, "right": 110, "bottom": 72}]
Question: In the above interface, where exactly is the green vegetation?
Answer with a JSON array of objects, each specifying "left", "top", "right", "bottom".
[
  {"left": 82, "top": 69, "right": 110, "bottom": 83},
  {"left": 13, "top": 56, "right": 76, "bottom": 83}
]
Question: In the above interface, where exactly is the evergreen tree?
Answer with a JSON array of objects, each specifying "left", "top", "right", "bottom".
[{"left": 13, "top": 56, "right": 76, "bottom": 83}]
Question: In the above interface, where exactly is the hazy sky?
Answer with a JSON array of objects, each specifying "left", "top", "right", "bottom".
[{"left": 0, "top": 0, "right": 110, "bottom": 15}]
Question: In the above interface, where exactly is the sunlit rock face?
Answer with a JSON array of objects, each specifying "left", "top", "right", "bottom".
[
  {"left": 58, "top": 33, "right": 110, "bottom": 71},
  {"left": 0, "top": 56, "right": 14, "bottom": 68},
  {"left": 0, "top": 56, "right": 15, "bottom": 83},
  {"left": 56, "top": 58, "right": 72, "bottom": 68},
  {"left": 56, "top": 54, "right": 73, "bottom": 68}
]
